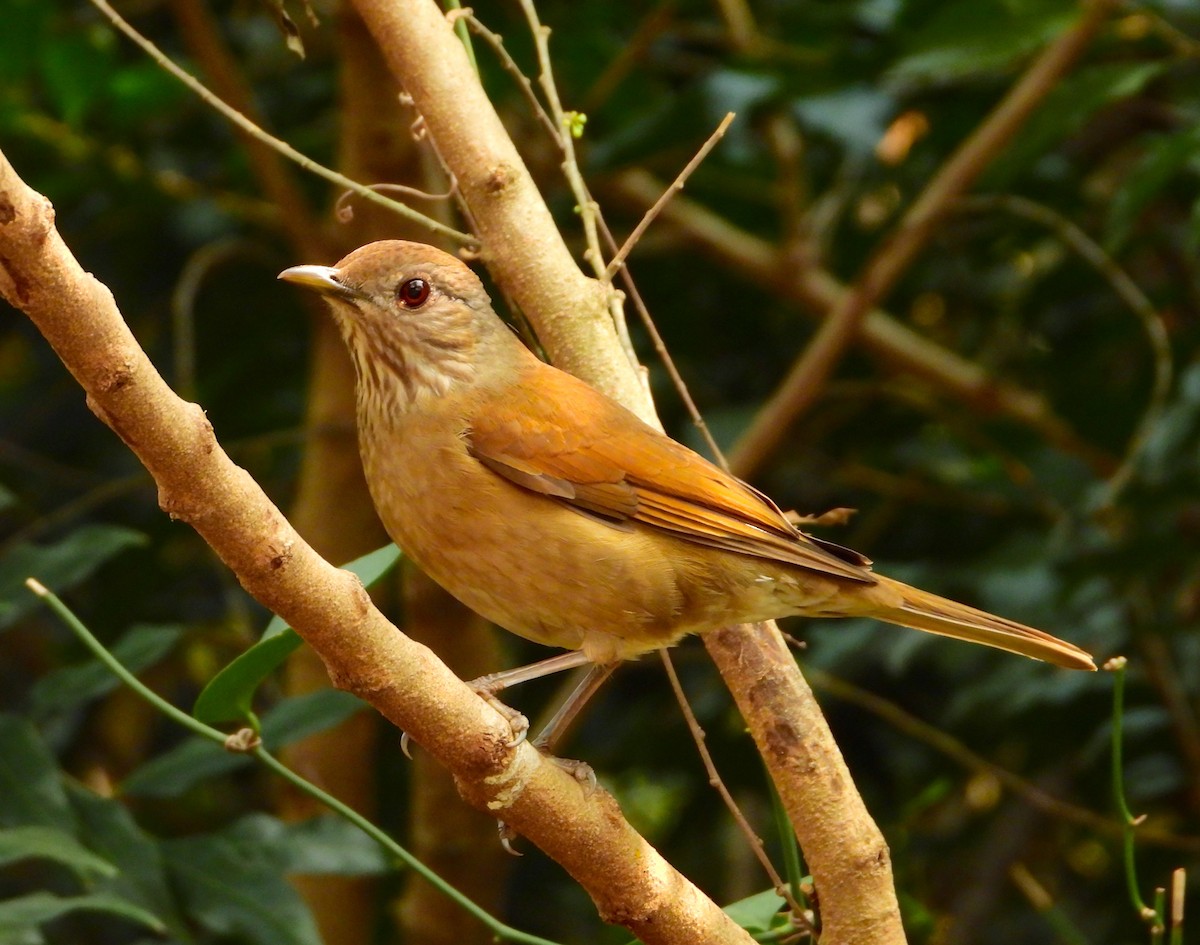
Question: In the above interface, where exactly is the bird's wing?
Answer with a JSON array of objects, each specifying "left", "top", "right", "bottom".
[{"left": 465, "top": 365, "right": 875, "bottom": 584}]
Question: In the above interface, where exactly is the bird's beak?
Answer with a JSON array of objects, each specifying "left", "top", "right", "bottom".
[{"left": 278, "top": 264, "right": 359, "bottom": 300}]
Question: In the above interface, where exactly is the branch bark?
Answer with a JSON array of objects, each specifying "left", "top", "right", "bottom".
[{"left": 0, "top": 149, "right": 754, "bottom": 945}]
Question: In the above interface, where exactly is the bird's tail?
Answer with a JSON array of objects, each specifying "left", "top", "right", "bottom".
[{"left": 867, "top": 575, "right": 1096, "bottom": 670}]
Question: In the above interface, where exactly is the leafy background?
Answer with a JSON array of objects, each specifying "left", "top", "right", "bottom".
[{"left": 2, "top": 0, "right": 1199, "bottom": 943}]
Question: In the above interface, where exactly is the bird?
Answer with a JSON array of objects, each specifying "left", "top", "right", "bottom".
[{"left": 278, "top": 239, "right": 1095, "bottom": 724}]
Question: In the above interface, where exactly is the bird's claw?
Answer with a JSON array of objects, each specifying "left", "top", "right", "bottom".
[
  {"left": 548, "top": 755, "right": 597, "bottom": 795},
  {"left": 399, "top": 731, "right": 414, "bottom": 759},
  {"left": 473, "top": 688, "right": 529, "bottom": 748},
  {"left": 497, "top": 821, "right": 523, "bottom": 856}
]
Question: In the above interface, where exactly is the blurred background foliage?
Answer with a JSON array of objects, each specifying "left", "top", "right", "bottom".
[{"left": 2, "top": 0, "right": 1199, "bottom": 942}]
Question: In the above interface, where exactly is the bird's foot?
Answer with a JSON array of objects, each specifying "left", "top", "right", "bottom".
[
  {"left": 497, "top": 821, "right": 522, "bottom": 856},
  {"left": 546, "top": 754, "right": 597, "bottom": 794},
  {"left": 473, "top": 688, "right": 529, "bottom": 748},
  {"left": 493, "top": 751, "right": 596, "bottom": 855}
]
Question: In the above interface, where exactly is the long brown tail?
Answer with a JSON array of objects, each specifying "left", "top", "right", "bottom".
[{"left": 869, "top": 575, "right": 1096, "bottom": 670}]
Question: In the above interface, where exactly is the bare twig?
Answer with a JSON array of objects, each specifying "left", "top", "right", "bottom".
[
  {"left": 597, "top": 215, "right": 726, "bottom": 459},
  {"left": 659, "top": 651, "right": 812, "bottom": 933},
  {"left": 335, "top": 181, "right": 457, "bottom": 223},
  {"left": 88, "top": 0, "right": 476, "bottom": 248},
  {"left": 728, "top": 0, "right": 1118, "bottom": 474},
  {"left": 603, "top": 113, "right": 736, "bottom": 283},
  {"left": 452, "top": 11, "right": 559, "bottom": 143},
  {"left": 514, "top": 0, "right": 605, "bottom": 277}
]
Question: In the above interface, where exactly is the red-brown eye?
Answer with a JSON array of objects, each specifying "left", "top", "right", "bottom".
[{"left": 397, "top": 278, "right": 430, "bottom": 308}]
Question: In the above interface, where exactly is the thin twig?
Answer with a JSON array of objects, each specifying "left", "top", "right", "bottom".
[
  {"left": 88, "top": 0, "right": 476, "bottom": 248},
  {"left": 454, "top": 12, "right": 560, "bottom": 143},
  {"left": 595, "top": 212, "right": 727, "bottom": 459},
  {"left": 603, "top": 112, "right": 735, "bottom": 283},
  {"left": 955, "top": 194, "right": 1173, "bottom": 510},
  {"left": 514, "top": 0, "right": 605, "bottom": 277},
  {"left": 659, "top": 650, "right": 812, "bottom": 935},
  {"left": 335, "top": 181, "right": 457, "bottom": 223},
  {"left": 590, "top": 113, "right": 740, "bottom": 463}
]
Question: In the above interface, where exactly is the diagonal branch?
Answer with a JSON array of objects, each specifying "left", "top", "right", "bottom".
[{"left": 0, "top": 147, "right": 754, "bottom": 945}]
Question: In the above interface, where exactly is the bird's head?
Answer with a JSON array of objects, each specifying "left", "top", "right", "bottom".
[{"left": 280, "top": 240, "right": 515, "bottom": 409}]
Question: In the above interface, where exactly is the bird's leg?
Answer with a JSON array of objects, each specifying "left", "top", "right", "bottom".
[
  {"left": 464, "top": 650, "right": 594, "bottom": 749},
  {"left": 467, "top": 649, "right": 594, "bottom": 694},
  {"left": 531, "top": 662, "right": 618, "bottom": 794},
  {"left": 496, "top": 661, "right": 618, "bottom": 854},
  {"left": 531, "top": 662, "right": 617, "bottom": 754}
]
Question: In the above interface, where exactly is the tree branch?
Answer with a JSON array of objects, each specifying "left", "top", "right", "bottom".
[{"left": 0, "top": 148, "right": 754, "bottom": 945}]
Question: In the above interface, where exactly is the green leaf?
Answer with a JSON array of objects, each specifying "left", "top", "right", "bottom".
[
  {"left": 1106, "top": 125, "right": 1200, "bottom": 252},
  {"left": 31, "top": 624, "right": 183, "bottom": 719},
  {"left": 0, "top": 525, "right": 146, "bottom": 631},
  {"left": 0, "top": 826, "right": 116, "bottom": 879},
  {"left": 194, "top": 544, "right": 400, "bottom": 725},
  {"left": 66, "top": 783, "right": 192, "bottom": 941},
  {"left": 162, "top": 815, "right": 323, "bottom": 945},
  {"left": 192, "top": 630, "right": 301, "bottom": 727},
  {"left": 0, "top": 892, "right": 165, "bottom": 938},
  {"left": 723, "top": 888, "right": 789, "bottom": 933},
  {"left": 280, "top": 816, "right": 391, "bottom": 876},
  {"left": 123, "top": 690, "right": 365, "bottom": 798},
  {"left": 889, "top": 0, "right": 1076, "bottom": 84},
  {"left": 0, "top": 715, "right": 74, "bottom": 830},
  {"left": 985, "top": 61, "right": 1167, "bottom": 187}
]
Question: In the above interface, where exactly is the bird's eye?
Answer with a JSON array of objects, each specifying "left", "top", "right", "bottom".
[{"left": 397, "top": 278, "right": 430, "bottom": 308}]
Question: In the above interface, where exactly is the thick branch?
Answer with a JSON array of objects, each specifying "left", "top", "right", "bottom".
[{"left": 0, "top": 150, "right": 752, "bottom": 945}]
